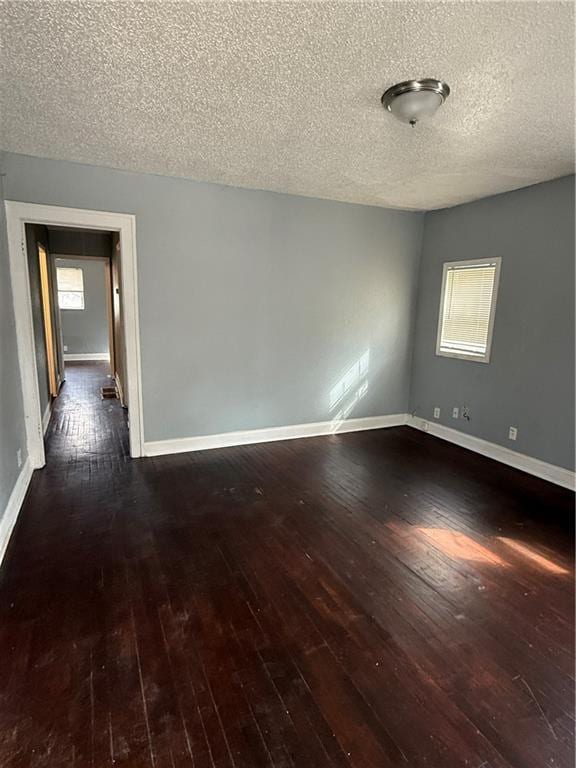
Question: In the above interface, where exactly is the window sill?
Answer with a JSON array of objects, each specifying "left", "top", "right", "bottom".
[{"left": 436, "top": 349, "right": 491, "bottom": 364}]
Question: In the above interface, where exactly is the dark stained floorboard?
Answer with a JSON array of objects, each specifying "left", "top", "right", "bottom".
[{"left": 0, "top": 362, "right": 573, "bottom": 767}]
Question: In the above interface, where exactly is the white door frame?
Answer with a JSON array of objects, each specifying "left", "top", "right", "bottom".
[{"left": 5, "top": 201, "right": 144, "bottom": 464}]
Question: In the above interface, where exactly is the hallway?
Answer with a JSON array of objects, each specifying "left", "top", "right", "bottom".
[
  {"left": 0, "top": 363, "right": 573, "bottom": 767},
  {"left": 44, "top": 362, "right": 129, "bottom": 469}
]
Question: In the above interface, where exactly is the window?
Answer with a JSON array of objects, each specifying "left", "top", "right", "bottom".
[
  {"left": 57, "top": 266, "right": 85, "bottom": 310},
  {"left": 436, "top": 257, "right": 501, "bottom": 363}
]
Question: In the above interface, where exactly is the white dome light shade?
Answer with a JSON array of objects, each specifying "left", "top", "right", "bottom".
[
  {"left": 382, "top": 79, "right": 450, "bottom": 125},
  {"left": 388, "top": 89, "right": 443, "bottom": 124}
]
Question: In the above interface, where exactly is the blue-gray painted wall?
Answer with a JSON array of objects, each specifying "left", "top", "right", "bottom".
[
  {"left": 410, "top": 175, "right": 575, "bottom": 470},
  {"left": 0, "top": 167, "right": 27, "bottom": 517},
  {"left": 56, "top": 258, "right": 110, "bottom": 356},
  {"left": 2, "top": 152, "right": 424, "bottom": 445}
]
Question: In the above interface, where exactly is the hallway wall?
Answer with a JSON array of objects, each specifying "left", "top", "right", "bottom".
[
  {"left": 48, "top": 228, "right": 112, "bottom": 258},
  {"left": 56, "top": 258, "right": 110, "bottom": 357}
]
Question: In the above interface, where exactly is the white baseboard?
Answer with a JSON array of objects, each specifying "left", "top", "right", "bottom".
[
  {"left": 144, "top": 413, "right": 409, "bottom": 457},
  {"left": 143, "top": 411, "right": 574, "bottom": 491},
  {"left": 42, "top": 402, "right": 51, "bottom": 435},
  {"left": 64, "top": 353, "right": 110, "bottom": 361},
  {"left": 407, "top": 416, "right": 575, "bottom": 491},
  {"left": 0, "top": 458, "right": 33, "bottom": 569}
]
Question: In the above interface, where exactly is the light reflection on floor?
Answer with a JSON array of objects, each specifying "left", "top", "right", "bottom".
[
  {"left": 417, "top": 527, "right": 507, "bottom": 566},
  {"left": 497, "top": 537, "right": 569, "bottom": 575}
]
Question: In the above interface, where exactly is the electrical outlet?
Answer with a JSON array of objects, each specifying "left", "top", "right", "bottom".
[
  {"left": 16, "top": 449, "right": 22, "bottom": 468},
  {"left": 452, "top": 407, "right": 459, "bottom": 419},
  {"left": 63, "top": 345, "right": 68, "bottom": 352},
  {"left": 508, "top": 426, "right": 518, "bottom": 441},
  {"left": 433, "top": 407, "right": 440, "bottom": 419}
]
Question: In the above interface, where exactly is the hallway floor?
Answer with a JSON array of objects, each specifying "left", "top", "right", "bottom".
[
  {"left": 44, "top": 361, "right": 129, "bottom": 469},
  {"left": 0, "top": 363, "right": 573, "bottom": 768}
]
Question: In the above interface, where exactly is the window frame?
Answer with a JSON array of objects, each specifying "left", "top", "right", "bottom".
[
  {"left": 57, "top": 265, "right": 85, "bottom": 311},
  {"left": 435, "top": 256, "right": 502, "bottom": 364}
]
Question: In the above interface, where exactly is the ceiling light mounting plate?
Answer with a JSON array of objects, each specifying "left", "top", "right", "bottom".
[{"left": 381, "top": 78, "right": 450, "bottom": 126}]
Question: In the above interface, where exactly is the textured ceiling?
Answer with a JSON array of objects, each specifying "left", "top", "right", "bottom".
[{"left": 1, "top": 1, "right": 574, "bottom": 210}]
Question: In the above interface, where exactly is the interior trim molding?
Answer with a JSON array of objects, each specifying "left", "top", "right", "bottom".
[
  {"left": 407, "top": 416, "right": 575, "bottom": 491},
  {"left": 0, "top": 459, "right": 33, "bottom": 569},
  {"left": 144, "top": 413, "right": 409, "bottom": 457},
  {"left": 42, "top": 402, "right": 51, "bottom": 435},
  {"left": 64, "top": 352, "right": 110, "bottom": 361},
  {"left": 5, "top": 201, "right": 144, "bottom": 463}
]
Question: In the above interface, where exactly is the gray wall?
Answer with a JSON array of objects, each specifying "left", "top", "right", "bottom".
[
  {"left": 25, "top": 224, "right": 51, "bottom": 417},
  {"left": 56, "top": 258, "right": 109, "bottom": 356},
  {"left": 3, "top": 152, "right": 424, "bottom": 442},
  {"left": 0, "top": 158, "right": 27, "bottom": 519},
  {"left": 410, "top": 175, "right": 575, "bottom": 470}
]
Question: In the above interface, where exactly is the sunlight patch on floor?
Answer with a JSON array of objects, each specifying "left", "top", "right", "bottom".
[
  {"left": 418, "top": 527, "right": 507, "bottom": 566},
  {"left": 497, "top": 537, "right": 569, "bottom": 575}
]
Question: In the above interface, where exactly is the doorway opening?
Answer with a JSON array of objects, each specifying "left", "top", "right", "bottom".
[
  {"left": 6, "top": 203, "right": 143, "bottom": 466},
  {"left": 24, "top": 224, "right": 130, "bottom": 464}
]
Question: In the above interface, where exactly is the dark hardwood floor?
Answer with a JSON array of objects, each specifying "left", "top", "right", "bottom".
[{"left": 0, "top": 363, "right": 573, "bottom": 768}]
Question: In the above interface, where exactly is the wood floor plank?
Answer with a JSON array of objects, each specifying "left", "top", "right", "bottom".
[{"left": 0, "top": 362, "right": 573, "bottom": 767}]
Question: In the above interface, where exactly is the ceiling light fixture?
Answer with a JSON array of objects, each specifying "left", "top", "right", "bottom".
[{"left": 381, "top": 79, "right": 450, "bottom": 126}]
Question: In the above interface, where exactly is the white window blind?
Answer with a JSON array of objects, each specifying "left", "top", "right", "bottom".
[
  {"left": 57, "top": 266, "right": 85, "bottom": 310},
  {"left": 436, "top": 258, "right": 501, "bottom": 362}
]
